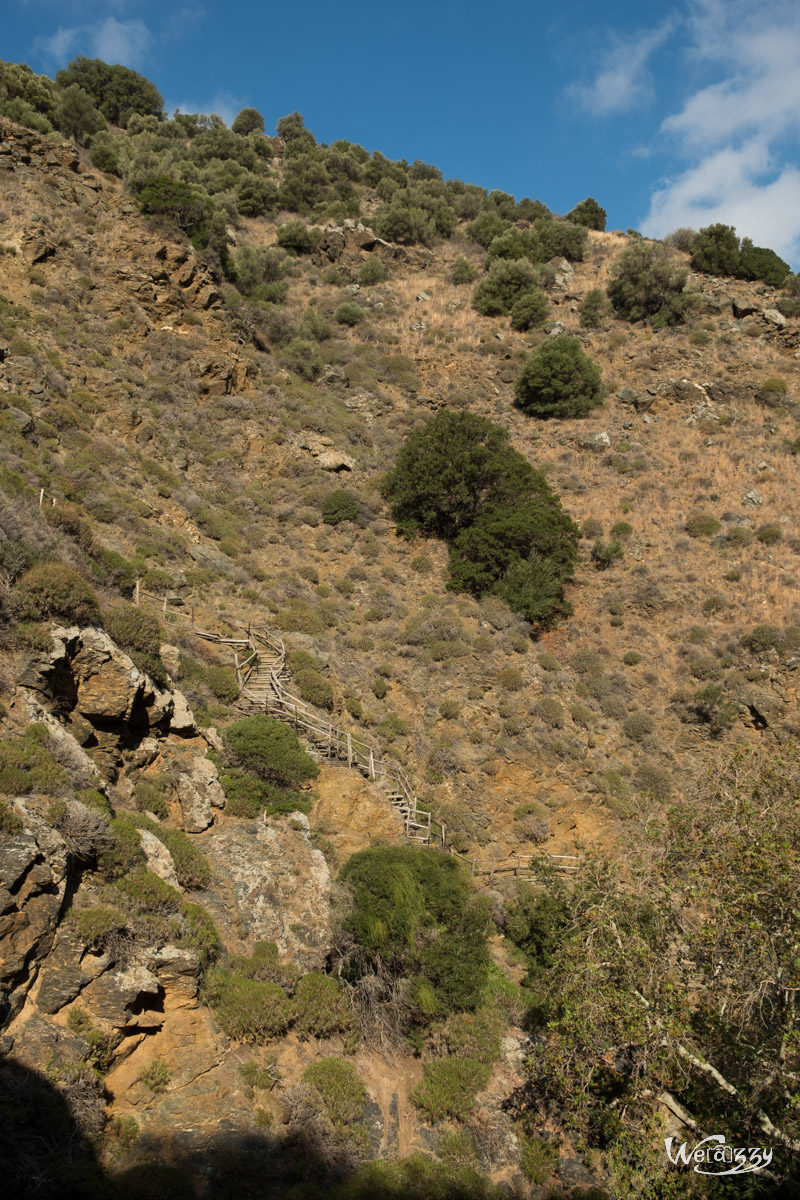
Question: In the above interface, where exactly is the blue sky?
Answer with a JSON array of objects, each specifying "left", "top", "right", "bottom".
[{"left": 6, "top": 0, "right": 800, "bottom": 266}]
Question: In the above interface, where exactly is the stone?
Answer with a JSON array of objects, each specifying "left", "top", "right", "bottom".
[
  {"left": 198, "top": 817, "right": 331, "bottom": 970},
  {"left": 138, "top": 829, "right": 181, "bottom": 889},
  {"left": 169, "top": 691, "right": 197, "bottom": 737},
  {"left": 316, "top": 450, "right": 355, "bottom": 472},
  {"left": 577, "top": 431, "right": 611, "bottom": 451},
  {"left": 148, "top": 945, "right": 200, "bottom": 1009},
  {"left": 763, "top": 308, "right": 786, "bottom": 328},
  {"left": 416, "top": 291, "right": 430, "bottom": 302},
  {"left": 159, "top": 644, "right": 181, "bottom": 678},
  {"left": 549, "top": 256, "right": 575, "bottom": 288},
  {"left": 35, "top": 929, "right": 90, "bottom": 1014},
  {"left": 5, "top": 405, "right": 34, "bottom": 434},
  {"left": 742, "top": 489, "right": 764, "bottom": 507},
  {"left": 170, "top": 751, "right": 225, "bottom": 831},
  {"left": 83, "top": 960, "right": 163, "bottom": 1028},
  {"left": 732, "top": 298, "right": 759, "bottom": 319}
]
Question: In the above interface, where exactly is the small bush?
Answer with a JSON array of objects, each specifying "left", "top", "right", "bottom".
[
  {"left": 334, "top": 301, "right": 366, "bottom": 326},
  {"left": 204, "top": 967, "right": 293, "bottom": 1041},
  {"left": 761, "top": 377, "right": 788, "bottom": 394},
  {"left": 137, "top": 1058, "right": 171, "bottom": 1093},
  {"left": 293, "top": 972, "right": 355, "bottom": 1039},
  {"left": 756, "top": 524, "right": 783, "bottom": 544},
  {"left": 411, "top": 1056, "right": 491, "bottom": 1123},
  {"left": 741, "top": 625, "right": 783, "bottom": 654},
  {"left": 622, "top": 711, "right": 654, "bottom": 742},
  {"left": 322, "top": 489, "right": 361, "bottom": 525},
  {"left": 303, "top": 1058, "right": 366, "bottom": 1126},
  {"left": 451, "top": 255, "right": 477, "bottom": 284},
  {"left": 472, "top": 259, "right": 539, "bottom": 317},
  {"left": 607, "top": 241, "right": 689, "bottom": 326},
  {"left": 685, "top": 515, "right": 721, "bottom": 538},
  {"left": 509, "top": 289, "right": 549, "bottom": 331},
  {"left": 129, "top": 815, "right": 211, "bottom": 889},
  {"left": 0, "top": 799, "right": 22, "bottom": 833},
  {"left": 103, "top": 603, "right": 166, "bottom": 685},
  {"left": 222, "top": 715, "right": 319, "bottom": 788},
  {"left": 12, "top": 562, "right": 99, "bottom": 625},
  {"left": 358, "top": 257, "right": 386, "bottom": 285},
  {"left": 579, "top": 288, "right": 610, "bottom": 328},
  {"left": 498, "top": 666, "right": 524, "bottom": 691},
  {"left": 276, "top": 219, "right": 320, "bottom": 254},
  {"left": 623, "top": 651, "right": 642, "bottom": 666},
  {"left": 591, "top": 539, "right": 624, "bottom": 569}
]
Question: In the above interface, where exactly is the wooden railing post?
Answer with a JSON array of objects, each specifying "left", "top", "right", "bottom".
[
  {"left": 346, "top": 732, "right": 352, "bottom": 768},
  {"left": 368, "top": 750, "right": 375, "bottom": 780},
  {"left": 134, "top": 578, "right": 140, "bottom": 607}
]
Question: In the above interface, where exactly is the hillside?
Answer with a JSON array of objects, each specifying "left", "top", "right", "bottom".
[{"left": 1, "top": 96, "right": 799, "bottom": 1199}]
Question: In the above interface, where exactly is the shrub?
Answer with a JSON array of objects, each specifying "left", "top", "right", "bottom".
[
  {"left": 231, "top": 107, "right": 265, "bottom": 135},
  {"left": 133, "top": 776, "right": 169, "bottom": 820},
  {"left": 756, "top": 524, "right": 782, "bottom": 544},
  {"left": 579, "top": 288, "right": 610, "bottom": 328},
  {"left": 0, "top": 726, "right": 71, "bottom": 797},
  {"left": 0, "top": 799, "right": 22, "bottom": 833},
  {"left": 179, "top": 902, "right": 221, "bottom": 968},
  {"left": 623, "top": 711, "right": 654, "bottom": 742},
  {"left": 334, "top": 301, "right": 366, "bottom": 326},
  {"left": 623, "top": 650, "right": 642, "bottom": 666},
  {"left": 12, "top": 562, "right": 100, "bottom": 625},
  {"left": 203, "top": 966, "right": 293, "bottom": 1041},
  {"left": 68, "top": 905, "right": 127, "bottom": 951},
  {"left": 514, "top": 335, "right": 603, "bottom": 419},
  {"left": 451, "top": 255, "right": 477, "bottom": 284},
  {"left": 322, "top": 489, "right": 361, "bottom": 525},
  {"left": 137, "top": 1058, "right": 171, "bottom": 1093},
  {"left": 611, "top": 521, "right": 633, "bottom": 539},
  {"left": 222, "top": 715, "right": 319, "bottom": 788},
  {"left": 276, "top": 219, "right": 320, "bottom": 254},
  {"left": 690, "top": 224, "right": 740, "bottom": 276},
  {"left": 358, "top": 256, "right": 386, "bottom": 285},
  {"left": 338, "top": 845, "right": 492, "bottom": 1020},
  {"left": 303, "top": 1058, "right": 366, "bottom": 1126},
  {"left": 294, "top": 667, "right": 334, "bottom": 712},
  {"left": 741, "top": 625, "right": 783, "bottom": 654},
  {"left": 411, "top": 1056, "right": 491, "bottom": 1123},
  {"left": 509, "top": 289, "right": 549, "bottom": 331},
  {"left": 114, "top": 868, "right": 182, "bottom": 917},
  {"left": 498, "top": 666, "right": 524, "bottom": 691},
  {"left": 565, "top": 196, "right": 606, "bottom": 230},
  {"left": 591, "top": 539, "right": 624, "bottom": 569},
  {"left": 685, "top": 515, "right": 721, "bottom": 538},
  {"left": 129, "top": 815, "right": 211, "bottom": 889},
  {"left": 137, "top": 176, "right": 210, "bottom": 238},
  {"left": 737, "top": 238, "right": 790, "bottom": 286},
  {"left": 607, "top": 241, "right": 689, "bottom": 326},
  {"left": 293, "top": 973, "right": 355, "bottom": 1038},
  {"left": 472, "top": 259, "right": 539, "bottom": 317}
]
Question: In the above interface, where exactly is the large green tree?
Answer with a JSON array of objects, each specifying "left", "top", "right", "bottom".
[{"left": 56, "top": 57, "right": 163, "bottom": 127}]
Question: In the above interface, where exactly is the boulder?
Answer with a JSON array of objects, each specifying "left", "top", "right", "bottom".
[
  {"left": 138, "top": 829, "right": 181, "bottom": 889},
  {"left": 168, "top": 750, "right": 225, "bottom": 832},
  {"left": 198, "top": 817, "right": 331, "bottom": 969}
]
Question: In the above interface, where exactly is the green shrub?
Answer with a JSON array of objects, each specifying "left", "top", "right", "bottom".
[
  {"left": 726, "top": 525, "right": 753, "bottom": 547},
  {"left": 12, "top": 562, "right": 100, "bottom": 625},
  {"left": 203, "top": 966, "right": 293, "bottom": 1041},
  {"left": 137, "top": 176, "right": 210, "bottom": 239},
  {"left": 334, "top": 301, "right": 366, "bottom": 326},
  {"left": 333, "top": 1154, "right": 502, "bottom": 1200},
  {"left": 114, "top": 868, "right": 182, "bottom": 917},
  {"left": 537, "top": 696, "right": 564, "bottom": 727},
  {"left": 178, "top": 902, "right": 221, "bottom": 968},
  {"left": 451, "top": 255, "right": 477, "bottom": 284},
  {"left": 292, "top": 972, "right": 355, "bottom": 1038},
  {"left": 514, "top": 335, "right": 603, "bottom": 419},
  {"left": 303, "top": 1057, "right": 366, "bottom": 1126},
  {"left": 685, "top": 515, "right": 721, "bottom": 538},
  {"left": 280, "top": 337, "right": 324, "bottom": 380},
  {"left": 591, "top": 538, "right": 624, "bottom": 569},
  {"left": 690, "top": 224, "right": 740, "bottom": 276},
  {"left": 411, "top": 1056, "right": 491, "bottom": 1122},
  {"left": 623, "top": 650, "right": 642, "bottom": 666},
  {"left": 519, "top": 1134, "right": 559, "bottom": 1184},
  {"left": 498, "top": 666, "right": 524, "bottom": 691},
  {"left": 275, "top": 219, "right": 320, "bottom": 254},
  {"left": 741, "top": 625, "right": 783, "bottom": 653},
  {"left": 128, "top": 815, "right": 211, "bottom": 889},
  {"left": 472, "top": 259, "right": 539, "bottom": 317},
  {"left": 98, "top": 816, "right": 146, "bottom": 879},
  {"left": 220, "top": 771, "right": 310, "bottom": 818},
  {"left": 611, "top": 520, "right": 633, "bottom": 539},
  {"left": 0, "top": 799, "right": 22, "bottom": 833},
  {"left": 68, "top": 905, "right": 127, "bottom": 950},
  {"left": 338, "top": 845, "right": 491, "bottom": 1021},
  {"left": 0, "top": 726, "right": 70, "bottom": 797},
  {"left": 137, "top": 1058, "right": 171, "bottom": 1093},
  {"left": 222, "top": 715, "right": 319, "bottom": 788},
  {"left": 438, "top": 1005, "right": 504, "bottom": 1061},
  {"left": 293, "top": 667, "right": 334, "bottom": 711},
  {"left": 132, "top": 776, "right": 169, "bottom": 820},
  {"left": 358, "top": 256, "right": 387, "bottom": 285},
  {"left": 322, "top": 488, "right": 361, "bottom": 525},
  {"left": 756, "top": 524, "right": 783, "bottom": 544},
  {"left": 607, "top": 241, "right": 689, "bottom": 326},
  {"left": 509, "top": 289, "right": 549, "bottom": 331},
  {"left": 579, "top": 288, "right": 610, "bottom": 328},
  {"left": 565, "top": 196, "right": 606, "bottom": 230}
]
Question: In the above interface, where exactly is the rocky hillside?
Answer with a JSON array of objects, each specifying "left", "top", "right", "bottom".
[{"left": 1, "top": 108, "right": 800, "bottom": 1198}]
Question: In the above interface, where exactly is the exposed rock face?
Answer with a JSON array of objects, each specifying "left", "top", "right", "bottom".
[
  {"left": 199, "top": 816, "right": 331, "bottom": 969},
  {"left": 18, "top": 626, "right": 203, "bottom": 783},
  {"left": 138, "top": 828, "right": 181, "bottom": 888},
  {"left": 0, "top": 803, "right": 68, "bottom": 1025}
]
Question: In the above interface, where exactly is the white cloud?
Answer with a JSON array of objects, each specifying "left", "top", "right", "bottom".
[
  {"left": 35, "top": 26, "right": 79, "bottom": 62},
  {"left": 570, "top": 19, "right": 676, "bottom": 116},
  {"left": 34, "top": 13, "right": 153, "bottom": 69},
  {"left": 92, "top": 17, "right": 152, "bottom": 67},
  {"left": 640, "top": 0, "right": 800, "bottom": 265}
]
